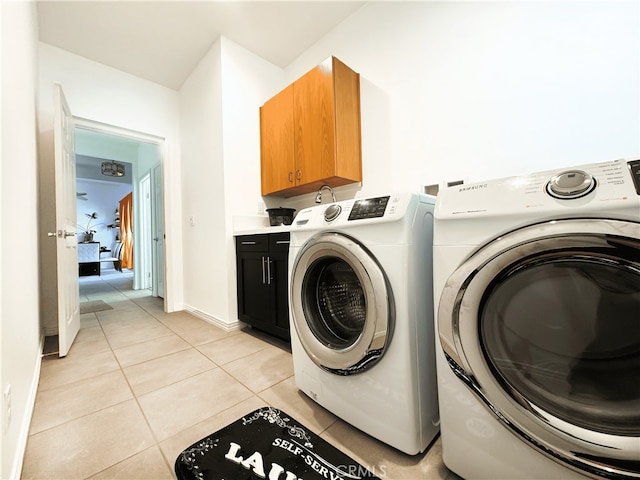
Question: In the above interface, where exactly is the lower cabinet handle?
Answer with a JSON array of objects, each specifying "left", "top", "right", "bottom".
[
  {"left": 267, "top": 257, "right": 272, "bottom": 285},
  {"left": 261, "top": 257, "right": 266, "bottom": 284}
]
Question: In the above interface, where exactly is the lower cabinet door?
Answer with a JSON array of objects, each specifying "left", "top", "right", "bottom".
[
  {"left": 236, "top": 252, "right": 272, "bottom": 330},
  {"left": 271, "top": 253, "right": 291, "bottom": 337}
]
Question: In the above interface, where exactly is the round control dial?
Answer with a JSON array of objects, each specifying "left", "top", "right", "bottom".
[
  {"left": 324, "top": 204, "right": 342, "bottom": 222},
  {"left": 545, "top": 170, "right": 596, "bottom": 199}
]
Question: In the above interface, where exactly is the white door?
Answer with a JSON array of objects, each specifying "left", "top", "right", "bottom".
[
  {"left": 53, "top": 83, "right": 80, "bottom": 357},
  {"left": 152, "top": 163, "right": 165, "bottom": 298},
  {"left": 140, "top": 173, "right": 152, "bottom": 290}
]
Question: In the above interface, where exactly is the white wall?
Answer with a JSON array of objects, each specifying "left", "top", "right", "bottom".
[
  {"left": 1, "top": 3, "right": 41, "bottom": 478},
  {"left": 178, "top": 36, "right": 284, "bottom": 326},
  {"left": 220, "top": 37, "right": 288, "bottom": 322},
  {"left": 285, "top": 1, "right": 640, "bottom": 193},
  {"left": 177, "top": 1, "right": 639, "bottom": 329},
  {"left": 37, "top": 43, "right": 184, "bottom": 315},
  {"left": 179, "top": 38, "right": 226, "bottom": 321}
]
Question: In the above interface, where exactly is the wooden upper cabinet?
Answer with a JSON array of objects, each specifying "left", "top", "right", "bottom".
[
  {"left": 260, "top": 57, "right": 362, "bottom": 197},
  {"left": 260, "top": 84, "right": 294, "bottom": 195}
]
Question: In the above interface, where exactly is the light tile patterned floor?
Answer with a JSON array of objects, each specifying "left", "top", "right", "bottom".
[{"left": 21, "top": 270, "right": 461, "bottom": 479}]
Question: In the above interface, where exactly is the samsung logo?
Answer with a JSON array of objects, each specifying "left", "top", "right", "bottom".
[{"left": 459, "top": 184, "right": 488, "bottom": 192}]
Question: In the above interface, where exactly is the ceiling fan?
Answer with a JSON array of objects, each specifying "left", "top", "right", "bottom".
[{"left": 77, "top": 192, "right": 88, "bottom": 200}]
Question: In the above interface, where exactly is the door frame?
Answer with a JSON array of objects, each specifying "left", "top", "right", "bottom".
[{"left": 73, "top": 116, "right": 167, "bottom": 309}]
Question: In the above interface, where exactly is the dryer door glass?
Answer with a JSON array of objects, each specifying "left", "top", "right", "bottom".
[
  {"left": 481, "top": 251, "right": 640, "bottom": 437},
  {"left": 438, "top": 220, "right": 640, "bottom": 477}
]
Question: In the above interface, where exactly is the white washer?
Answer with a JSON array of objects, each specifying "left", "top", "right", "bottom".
[
  {"left": 289, "top": 192, "right": 439, "bottom": 455},
  {"left": 433, "top": 158, "right": 640, "bottom": 479}
]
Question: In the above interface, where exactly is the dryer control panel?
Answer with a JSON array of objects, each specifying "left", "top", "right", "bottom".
[
  {"left": 545, "top": 170, "right": 597, "bottom": 200},
  {"left": 628, "top": 159, "right": 640, "bottom": 195},
  {"left": 434, "top": 158, "right": 640, "bottom": 246}
]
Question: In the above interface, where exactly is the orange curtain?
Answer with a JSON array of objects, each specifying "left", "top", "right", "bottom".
[{"left": 119, "top": 192, "right": 134, "bottom": 270}]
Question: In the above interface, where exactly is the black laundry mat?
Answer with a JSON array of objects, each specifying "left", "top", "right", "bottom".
[{"left": 175, "top": 407, "right": 381, "bottom": 480}]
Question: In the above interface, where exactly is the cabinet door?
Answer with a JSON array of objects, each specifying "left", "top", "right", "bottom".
[
  {"left": 269, "top": 233, "right": 291, "bottom": 339},
  {"left": 332, "top": 57, "right": 362, "bottom": 184},
  {"left": 260, "top": 84, "right": 295, "bottom": 196},
  {"left": 236, "top": 251, "right": 272, "bottom": 329},
  {"left": 270, "top": 253, "right": 290, "bottom": 337},
  {"left": 79, "top": 262, "right": 100, "bottom": 277},
  {"left": 294, "top": 57, "right": 336, "bottom": 187}
]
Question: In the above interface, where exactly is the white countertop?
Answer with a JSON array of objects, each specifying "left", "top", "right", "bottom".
[{"left": 234, "top": 225, "right": 293, "bottom": 236}]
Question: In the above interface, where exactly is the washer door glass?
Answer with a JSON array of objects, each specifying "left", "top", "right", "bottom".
[
  {"left": 304, "top": 258, "right": 366, "bottom": 349},
  {"left": 481, "top": 255, "right": 640, "bottom": 436},
  {"left": 290, "top": 232, "right": 394, "bottom": 375}
]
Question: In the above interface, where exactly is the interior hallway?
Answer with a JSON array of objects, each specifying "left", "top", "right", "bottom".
[{"left": 21, "top": 270, "right": 457, "bottom": 479}]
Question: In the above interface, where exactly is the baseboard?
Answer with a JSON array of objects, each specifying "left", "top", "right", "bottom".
[
  {"left": 183, "top": 305, "right": 244, "bottom": 332},
  {"left": 9, "top": 335, "right": 43, "bottom": 479}
]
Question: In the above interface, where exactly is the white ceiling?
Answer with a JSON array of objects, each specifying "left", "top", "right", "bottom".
[{"left": 36, "top": 1, "right": 366, "bottom": 90}]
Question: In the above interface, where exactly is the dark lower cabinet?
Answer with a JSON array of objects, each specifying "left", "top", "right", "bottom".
[
  {"left": 79, "top": 262, "right": 100, "bottom": 276},
  {"left": 235, "top": 232, "right": 290, "bottom": 341}
]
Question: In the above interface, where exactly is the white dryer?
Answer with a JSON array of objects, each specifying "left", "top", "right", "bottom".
[
  {"left": 433, "top": 159, "right": 640, "bottom": 479},
  {"left": 288, "top": 193, "right": 439, "bottom": 455}
]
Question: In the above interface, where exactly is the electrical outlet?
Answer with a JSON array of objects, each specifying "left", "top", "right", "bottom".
[
  {"left": 189, "top": 215, "right": 196, "bottom": 227},
  {"left": 3, "top": 384, "right": 11, "bottom": 434},
  {"left": 258, "top": 202, "right": 265, "bottom": 215}
]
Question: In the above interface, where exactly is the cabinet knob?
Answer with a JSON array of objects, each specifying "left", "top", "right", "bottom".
[
  {"left": 296, "top": 170, "right": 302, "bottom": 180},
  {"left": 288, "top": 171, "right": 293, "bottom": 183}
]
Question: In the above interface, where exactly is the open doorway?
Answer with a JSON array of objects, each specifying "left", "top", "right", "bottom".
[
  {"left": 41, "top": 86, "right": 169, "bottom": 357},
  {"left": 73, "top": 119, "right": 166, "bottom": 300}
]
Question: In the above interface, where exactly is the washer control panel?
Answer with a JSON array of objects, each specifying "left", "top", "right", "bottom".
[
  {"left": 545, "top": 170, "right": 597, "bottom": 200},
  {"left": 292, "top": 193, "right": 426, "bottom": 232},
  {"left": 323, "top": 204, "right": 342, "bottom": 222},
  {"left": 348, "top": 196, "right": 390, "bottom": 221}
]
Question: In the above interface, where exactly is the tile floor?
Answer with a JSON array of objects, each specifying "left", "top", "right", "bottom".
[{"left": 21, "top": 270, "right": 460, "bottom": 479}]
